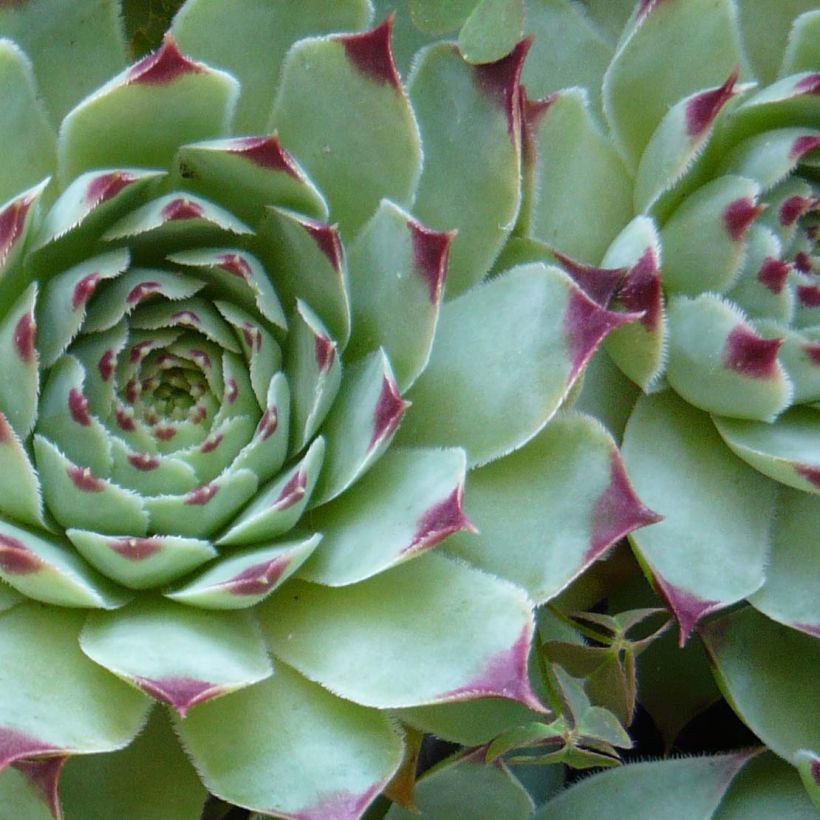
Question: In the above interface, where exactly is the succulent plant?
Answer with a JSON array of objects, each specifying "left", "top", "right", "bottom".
[{"left": 0, "top": 1, "right": 670, "bottom": 817}]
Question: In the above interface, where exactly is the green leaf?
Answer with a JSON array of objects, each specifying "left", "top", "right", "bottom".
[
  {"left": 713, "top": 407, "right": 820, "bottom": 494},
  {"left": 80, "top": 599, "right": 272, "bottom": 717},
  {"left": 386, "top": 753, "right": 534, "bottom": 820},
  {"left": 399, "top": 264, "right": 633, "bottom": 466},
  {"left": 176, "top": 663, "right": 403, "bottom": 818},
  {"left": 0, "top": 766, "right": 52, "bottom": 820},
  {"left": 0, "top": 604, "right": 150, "bottom": 765},
  {"left": 57, "top": 36, "right": 239, "bottom": 186},
  {"left": 0, "top": 181, "right": 48, "bottom": 282},
  {"left": 602, "top": 0, "right": 745, "bottom": 171},
  {"left": 172, "top": 0, "right": 372, "bottom": 134},
  {"left": 445, "top": 413, "right": 658, "bottom": 604},
  {"left": 458, "top": 0, "right": 524, "bottom": 65},
  {"left": 60, "top": 708, "right": 207, "bottom": 820},
  {"left": 666, "top": 293, "right": 792, "bottom": 422},
  {"left": 300, "top": 447, "right": 471, "bottom": 586},
  {"left": 715, "top": 751, "right": 817, "bottom": 819},
  {"left": 524, "top": 89, "right": 631, "bottom": 264},
  {"left": 781, "top": 10, "right": 820, "bottom": 76},
  {"left": 261, "top": 552, "right": 542, "bottom": 710},
  {"left": 622, "top": 391, "right": 775, "bottom": 642},
  {"left": 796, "top": 750, "right": 820, "bottom": 811},
  {"left": 702, "top": 607, "right": 820, "bottom": 765},
  {"left": 0, "top": 40, "right": 55, "bottom": 207},
  {"left": 347, "top": 200, "right": 452, "bottom": 390},
  {"left": 0, "top": 518, "right": 129, "bottom": 609},
  {"left": 0, "top": 0, "right": 127, "bottom": 124},
  {"left": 270, "top": 20, "right": 421, "bottom": 236},
  {"left": 534, "top": 751, "right": 757, "bottom": 819},
  {"left": 410, "top": 0, "right": 475, "bottom": 34},
  {"left": 0, "top": 284, "right": 39, "bottom": 439},
  {"left": 409, "top": 41, "right": 524, "bottom": 295},
  {"left": 0, "top": 411, "right": 45, "bottom": 528}
]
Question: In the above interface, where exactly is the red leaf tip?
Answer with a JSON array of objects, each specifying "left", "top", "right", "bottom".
[
  {"left": 473, "top": 38, "right": 531, "bottom": 138},
  {"left": 407, "top": 219, "right": 453, "bottom": 303},
  {"left": 227, "top": 135, "right": 300, "bottom": 178},
  {"left": 685, "top": 71, "right": 739, "bottom": 137},
  {"left": 337, "top": 16, "right": 401, "bottom": 90},
  {"left": 128, "top": 34, "right": 203, "bottom": 86},
  {"left": 723, "top": 326, "right": 783, "bottom": 379}
]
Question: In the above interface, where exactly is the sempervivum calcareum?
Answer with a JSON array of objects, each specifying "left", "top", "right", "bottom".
[{"left": 0, "top": 1, "right": 661, "bottom": 817}]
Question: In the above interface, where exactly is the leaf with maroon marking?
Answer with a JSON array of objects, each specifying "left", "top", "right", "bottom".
[
  {"left": 0, "top": 604, "right": 150, "bottom": 771},
  {"left": 702, "top": 607, "right": 820, "bottom": 765},
  {"left": 667, "top": 293, "right": 792, "bottom": 421},
  {"left": 445, "top": 413, "right": 659, "bottom": 604},
  {"left": 523, "top": 89, "right": 631, "bottom": 266},
  {"left": 36, "top": 355, "right": 112, "bottom": 477},
  {"left": 212, "top": 352, "right": 260, "bottom": 426},
  {"left": 33, "top": 435, "right": 148, "bottom": 535},
  {"left": 218, "top": 438, "right": 324, "bottom": 547},
  {"left": 660, "top": 176, "right": 764, "bottom": 295},
  {"left": 1, "top": 755, "right": 66, "bottom": 820},
  {"left": 269, "top": 18, "right": 421, "bottom": 236},
  {"left": 81, "top": 599, "right": 271, "bottom": 717},
  {"left": 409, "top": 41, "right": 523, "bottom": 295},
  {"left": 748, "top": 488, "right": 819, "bottom": 636},
  {"left": 174, "top": 415, "right": 257, "bottom": 486},
  {"left": 81, "top": 267, "right": 203, "bottom": 334},
  {"left": 622, "top": 391, "right": 774, "bottom": 644},
  {"left": 175, "top": 662, "right": 401, "bottom": 818},
  {"left": 174, "top": 135, "right": 327, "bottom": 223},
  {"left": 256, "top": 207, "right": 350, "bottom": 346},
  {"left": 0, "top": 180, "right": 48, "bottom": 278},
  {"left": 0, "top": 519, "right": 129, "bottom": 609},
  {"left": 67, "top": 528, "right": 216, "bottom": 591},
  {"left": 36, "top": 248, "right": 129, "bottom": 367},
  {"left": 713, "top": 407, "right": 820, "bottom": 494},
  {"left": 60, "top": 708, "right": 207, "bottom": 820},
  {"left": 169, "top": 248, "right": 287, "bottom": 332},
  {"left": 795, "top": 749, "right": 820, "bottom": 810},
  {"left": 347, "top": 200, "right": 452, "bottom": 390},
  {"left": 261, "top": 552, "right": 542, "bottom": 711},
  {"left": 283, "top": 301, "right": 341, "bottom": 454},
  {"left": 232, "top": 373, "right": 290, "bottom": 484},
  {"left": 167, "top": 535, "right": 320, "bottom": 610},
  {"left": 57, "top": 35, "right": 239, "bottom": 185},
  {"left": 794, "top": 271, "right": 820, "bottom": 329},
  {"left": 399, "top": 264, "right": 637, "bottom": 466},
  {"left": 146, "top": 468, "right": 258, "bottom": 539},
  {"left": 602, "top": 0, "right": 744, "bottom": 171},
  {"left": 634, "top": 73, "right": 745, "bottom": 214},
  {"left": 311, "top": 350, "right": 409, "bottom": 506},
  {"left": 600, "top": 216, "right": 667, "bottom": 389},
  {"left": 0, "top": 411, "right": 45, "bottom": 528},
  {"left": 172, "top": 0, "right": 372, "bottom": 133},
  {"left": 108, "top": 438, "right": 198, "bottom": 497},
  {"left": 300, "top": 447, "right": 470, "bottom": 586},
  {"left": 0, "top": 283, "right": 39, "bottom": 438},
  {"left": 0, "top": 40, "right": 56, "bottom": 207},
  {"left": 755, "top": 320, "right": 820, "bottom": 404}
]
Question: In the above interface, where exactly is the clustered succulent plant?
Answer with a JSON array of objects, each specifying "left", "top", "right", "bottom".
[{"left": 0, "top": 0, "right": 816, "bottom": 818}]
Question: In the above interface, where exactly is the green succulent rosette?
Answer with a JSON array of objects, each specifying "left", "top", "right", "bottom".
[{"left": 0, "top": 1, "right": 663, "bottom": 817}]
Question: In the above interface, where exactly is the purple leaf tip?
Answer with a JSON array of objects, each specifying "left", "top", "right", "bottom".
[
  {"left": 473, "top": 39, "right": 531, "bottom": 138},
  {"left": 302, "top": 219, "right": 343, "bottom": 271},
  {"left": 554, "top": 250, "right": 626, "bottom": 306},
  {"left": 185, "top": 484, "right": 219, "bottom": 505},
  {"left": 68, "top": 388, "right": 92, "bottom": 427},
  {"left": 0, "top": 195, "right": 34, "bottom": 265},
  {"left": 654, "top": 576, "right": 721, "bottom": 646},
  {"left": 685, "top": 71, "right": 739, "bottom": 137},
  {"left": 274, "top": 471, "right": 307, "bottom": 510},
  {"left": 403, "top": 484, "right": 476, "bottom": 556},
  {"left": 757, "top": 257, "right": 791, "bottom": 294},
  {"left": 0, "top": 534, "right": 42, "bottom": 574},
  {"left": 795, "top": 464, "right": 820, "bottom": 489},
  {"left": 790, "top": 135, "right": 820, "bottom": 161},
  {"left": 134, "top": 676, "right": 222, "bottom": 718},
  {"left": 723, "top": 326, "right": 783, "bottom": 378},
  {"left": 779, "top": 195, "right": 813, "bottom": 227},
  {"left": 110, "top": 537, "right": 163, "bottom": 560},
  {"left": 618, "top": 249, "right": 663, "bottom": 331},
  {"left": 795, "top": 73, "right": 820, "bottom": 95},
  {"left": 337, "top": 17, "right": 401, "bottom": 90},
  {"left": 314, "top": 334, "right": 336, "bottom": 373},
  {"left": 227, "top": 135, "right": 300, "bottom": 178},
  {"left": 86, "top": 171, "right": 138, "bottom": 206},
  {"left": 722, "top": 197, "right": 764, "bottom": 242},
  {"left": 797, "top": 284, "right": 820, "bottom": 307},
  {"left": 127, "top": 34, "right": 203, "bottom": 86},
  {"left": 407, "top": 219, "right": 454, "bottom": 303},
  {"left": 12, "top": 756, "right": 66, "bottom": 820},
  {"left": 67, "top": 466, "right": 105, "bottom": 493},
  {"left": 161, "top": 198, "right": 204, "bottom": 222},
  {"left": 14, "top": 310, "right": 36, "bottom": 363},
  {"left": 224, "top": 557, "right": 291, "bottom": 596},
  {"left": 0, "top": 727, "right": 60, "bottom": 769},
  {"left": 370, "top": 376, "right": 409, "bottom": 449},
  {"left": 289, "top": 785, "right": 383, "bottom": 820}
]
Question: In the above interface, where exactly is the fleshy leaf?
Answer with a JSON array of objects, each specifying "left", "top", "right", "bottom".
[
  {"left": 301, "top": 447, "right": 471, "bottom": 586},
  {"left": 166, "top": 535, "right": 321, "bottom": 610},
  {"left": 781, "top": 10, "right": 820, "bottom": 76},
  {"left": 0, "top": 283, "right": 39, "bottom": 439},
  {"left": 713, "top": 407, "right": 820, "bottom": 494},
  {"left": 0, "top": 604, "right": 150, "bottom": 766},
  {"left": 261, "top": 552, "right": 543, "bottom": 711},
  {"left": 347, "top": 200, "right": 452, "bottom": 390},
  {"left": 0, "top": 412, "right": 45, "bottom": 528},
  {"left": 176, "top": 663, "right": 402, "bottom": 819},
  {"left": 399, "top": 264, "right": 635, "bottom": 466},
  {"left": 458, "top": 0, "right": 524, "bottom": 65},
  {"left": 0, "top": 519, "right": 129, "bottom": 609},
  {"left": 57, "top": 35, "right": 239, "bottom": 185},
  {"left": 0, "top": 765, "right": 54, "bottom": 820},
  {"left": 409, "top": 41, "right": 524, "bottom": 295},
  {"left": 0, "top": 181, "right": 48, "bottom": 280},
  {"left": 622, "top": 391, "right": 774, "bottom": 643},
  {"left": 702, "top": 607, "right": 820, "bottom": 764},
  {"left": 66, "top": 529, "right": 216, "bottom": 591},
  {"left": 60, "top": 709, "right": 207, "bottom": 820},
  {"left": 270, "top": 19, "right": 421, "bottom": 236},
  {"left": 445, "top": 413, "right": 659, "bottom": 604}
]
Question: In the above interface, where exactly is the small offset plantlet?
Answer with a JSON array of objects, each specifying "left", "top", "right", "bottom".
[{"left": 0, "top": 0, "right": 817, "bottom": 818}]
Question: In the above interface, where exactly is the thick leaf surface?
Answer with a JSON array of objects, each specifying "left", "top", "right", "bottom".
[
  {"left": 0, "top": 411, "right": 44, "bottom": 528},
  {"left": 261, "top": 552, "right": 542, "bottom": 710},
  {"left": 176, "top": 664, "right": 402, "bottom": 819},
  {"left": 0, "top": 284, "right": 39, "bottom": 439},
  {"left": 459, "top": 0, "right": 524, "bottom": 65},
  {"left": 622, "top": 391, "right": 774, "bottom": 642}
]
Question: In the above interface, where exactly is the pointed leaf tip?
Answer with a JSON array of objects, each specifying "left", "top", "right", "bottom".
[
  {"left": 408, "top": 219, "right": 454, "bottom": 304},
  {"left": 724, "top": 327, "right": 783, "bottom": 379},
  {"left": 654, "top": 577, "right": 721, "bottom": 646},
  {"left": 13, "top": 756, "right": 66, "bottom": 818},
  {"left": 554, "top": 251, "right": 627, "bottom": 306},
  {"left": 370, "top": 375, "right": 409, "bottom": 450},
  {"left": 291, "top": 784, "right": 384, "bottom": 820},
  {"left": 723, "top": 198, "right": 765, "bottom": 241},
  {"left": 336, "top": 17, "right": 400, "bottom": 90},
  {"left": 0, "top": 192, "right": 37, "bottom": 265},
  {"left": 85, "top": 171, "right": 140, "bottom": 206},
  {"left": 127, "top": 34, "right": 203, "bottom": 86},
  {"left": 790, "top": 135, "right": 820, "bottom": 160},
  {"left": 0, "top": 727, "right": 61, "bottom": 769},
  {"left": 0, "top": 534, "right": 42, "bottom": 574},
  {"left": 404, "top": 484, "right": 476, "bottom": 557},
  {"left": 302, "top": 219, "right": 343, "bottom": 271},
  {"left": 225, "top": 135, "right": 299, "bottom": 177},
  {"left": 13, "top": 311, "right": 36, "bottom": 364},
  {"left": 134, "top": 676, "right": 225, "bottom": 718},
  {"left": 473, "top": 38, "right": 531, "bottom": 137},
  {"left": 757, "top": 258, "right": 791, "bottom": 294},
  {"left": 686, "top": 70, "right": 739, "bottom": 137}
]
